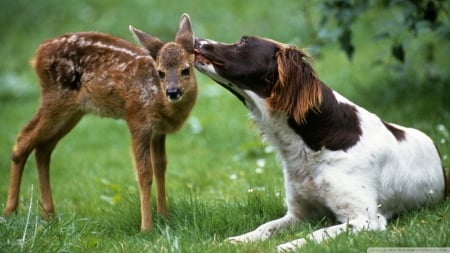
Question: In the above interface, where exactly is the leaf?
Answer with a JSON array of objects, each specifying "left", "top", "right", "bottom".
[
  {"left": 373, "top": 31, "right": 390, "bottom": 41},
  {"left": 338, "top": 29, "right": 354, "bottom": 60},
  {"left": 391, "top": 43, "right": 405, "bottom": 63},
  {"left": 423, "top": 1, "right": 438, "bottom": 23}
]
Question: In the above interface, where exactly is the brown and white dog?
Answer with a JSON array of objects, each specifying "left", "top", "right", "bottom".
[{"left": 194, "top": 36, "right": 448, "bottom": 251}]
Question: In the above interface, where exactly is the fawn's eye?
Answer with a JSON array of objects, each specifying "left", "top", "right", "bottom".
[
  {"left": 181, "top": 67, "right": 190, "bottom": 77},
  {"left": 157, "top": 70, "right": 165, "bottom": 79}
]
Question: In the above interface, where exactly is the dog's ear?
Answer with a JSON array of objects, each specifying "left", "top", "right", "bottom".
[{"left": 267, "top": 47, "right": 322, "bottom": 124}]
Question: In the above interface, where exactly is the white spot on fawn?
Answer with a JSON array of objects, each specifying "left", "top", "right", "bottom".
[{"left": 68, "top": 34, "right": 78, "bottom": 43}]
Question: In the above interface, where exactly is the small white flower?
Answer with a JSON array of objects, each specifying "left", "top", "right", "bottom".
[
  {"left": 436, "top": 124, "right": 449, "bottom": 137},
  {"left": 232, "top": 154, "right": 242, "bottom": 161},
  {"left": 229, "top": 174, "right": 237, "bottom": 180},
  {"left": 255, "top": 168, "right": 264, "bottom": 174},
  {"left": 188, "top": 117, "right": 202, "bottom": 134},
  {"left": 264, "top": 145, "right": 275, "bottom": 153},
  {"left": 255, "top": 186, "right": 266, "bottom": 191},
  {"left": 256, "top": 158, "right": 266, "bottom": 168}
]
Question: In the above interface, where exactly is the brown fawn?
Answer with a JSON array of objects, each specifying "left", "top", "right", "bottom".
[{"left": 4, "top": 14, "right": 197, "bottom": 232}]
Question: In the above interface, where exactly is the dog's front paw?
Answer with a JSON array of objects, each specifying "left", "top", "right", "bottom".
[
  {"left": 277, "top": 238, "right": 307, "bottom": 252},
  {"left": 226, "top": 230, "right": 265, "bottom": 243},
  {"left": 226, "top": 235, "right": 248, "bottom": 244}
]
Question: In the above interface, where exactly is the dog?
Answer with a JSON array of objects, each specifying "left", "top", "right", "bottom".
[
  {"left": 4, "top": 14, "right": 197, "bottom": 232},
  {"left": 194, "top": 36, "right": 447, "bottom": 251}
]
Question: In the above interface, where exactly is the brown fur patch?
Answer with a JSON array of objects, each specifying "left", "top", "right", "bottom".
[
  {"left": 383, "top": 121, "right": 406, "bottom": 142},
  {"left": 267, "top": 47, "right": 322, "bottom": 124}
]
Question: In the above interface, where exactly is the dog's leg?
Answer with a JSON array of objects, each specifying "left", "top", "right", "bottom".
[
  {"left": 278, "top": 175, "right": 388, "bottom": 252},
  {"left": 151, "top": 134, "right": 168, "bottom": 217},
  {"left": 276, "top": 223, "right": 350, "bottom": 252},
  {"left": 277, "top": 215, "right": 387, "bottom": 252},
  {"left": 227, "top": 213, "right": 299, "bottom": 243},
  {"left": 227, "top": 171, "right": 315, "bottom": 243}
]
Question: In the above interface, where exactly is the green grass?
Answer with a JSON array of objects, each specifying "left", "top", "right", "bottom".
[{"left": 1, "top": 1, "right": 449, "bottom": 252}]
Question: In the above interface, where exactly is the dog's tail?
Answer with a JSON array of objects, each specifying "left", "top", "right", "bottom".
[{"left": 447, "top": 168, "right": 450, "bottom": 197}]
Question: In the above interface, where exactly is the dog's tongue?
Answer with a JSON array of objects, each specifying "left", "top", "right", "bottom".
[{"left": 194, "top": 52, "right": 210, "bottom": 64}]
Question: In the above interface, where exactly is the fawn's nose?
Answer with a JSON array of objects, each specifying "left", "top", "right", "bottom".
[{"left": 166, "top": 87, "right": 183, "bottom": 102}]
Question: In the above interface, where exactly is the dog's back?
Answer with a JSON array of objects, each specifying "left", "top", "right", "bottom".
[{"left": 346, "top": 104, "right": 445, "bottom": 218}]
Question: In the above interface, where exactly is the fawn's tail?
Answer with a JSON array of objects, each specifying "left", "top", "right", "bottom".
[{"left": 30, "top": 57, "right": 37, "bottom": 68}]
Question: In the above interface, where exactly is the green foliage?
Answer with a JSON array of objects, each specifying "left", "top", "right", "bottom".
[
  {"left": 316, "top": 0, "right": 450, "bottom": 74},
  {"left": 318, "top": 0, "right": 370, "bottom": 59}
]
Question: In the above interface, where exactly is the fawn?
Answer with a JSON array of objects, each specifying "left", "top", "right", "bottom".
[{"left": 4, "top": 14, "right": 197, "bottom": 232}]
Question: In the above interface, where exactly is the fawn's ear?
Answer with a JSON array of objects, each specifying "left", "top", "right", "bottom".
[
  {"left": 129, "top": 25, "right": 164, "bottom": 59},
  {"left": 175, "top": 13, "right": 194, "bottom": 53}
]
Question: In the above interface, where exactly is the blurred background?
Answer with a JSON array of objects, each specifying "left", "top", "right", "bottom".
[{"left": 1, "top": 0, "right": 448, "bottom": 114}]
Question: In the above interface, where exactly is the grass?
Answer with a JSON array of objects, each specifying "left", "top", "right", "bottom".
[{"left": 1, "top": 0, "right": 449, "bottom": 252}]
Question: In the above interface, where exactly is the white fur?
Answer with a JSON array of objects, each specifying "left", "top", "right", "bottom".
[
  {"left": 195, "top": 58, "right": 445, "bottom": 252},
  {"left": 48, "top": 34, "right": 152, "bottom": 60}
]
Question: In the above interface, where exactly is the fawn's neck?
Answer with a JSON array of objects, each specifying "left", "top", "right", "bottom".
[{"left": 156, "top": 89, "right": 197, "bottom": 134}]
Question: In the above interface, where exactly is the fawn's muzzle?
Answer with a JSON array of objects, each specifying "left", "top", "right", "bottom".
[{"left": 166, "top": 87, "right": 183, "bottom": 102}]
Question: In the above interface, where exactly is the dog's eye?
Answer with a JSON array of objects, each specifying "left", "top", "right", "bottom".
[{"left": 237, "top": 37, "right": 248, "bottom": 47}]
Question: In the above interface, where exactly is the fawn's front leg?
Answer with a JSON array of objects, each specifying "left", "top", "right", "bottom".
[
  {"left": 130, "top": 129, "right": 153, "bottom": 232},
  {"left": 151, "top": 134, "right": 168, "bottom": 217}
]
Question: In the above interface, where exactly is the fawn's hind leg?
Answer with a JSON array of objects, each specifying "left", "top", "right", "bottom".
[
  {"left": 4, "top": 107, "right": 83, "bottom": 218},
  {"left": 34, "top": 113, "right": 83, "bottom": 219},
  {"left": 4, "top": 116, "right": 40, "bottom": 216}
]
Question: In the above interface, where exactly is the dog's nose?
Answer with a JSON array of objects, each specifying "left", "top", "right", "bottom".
[
  {"left": 194, "top": 37, "right": 213, "bottom": 51},
  {"left": 166, "top": 87, "right": 183, "bottom": 102}
]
